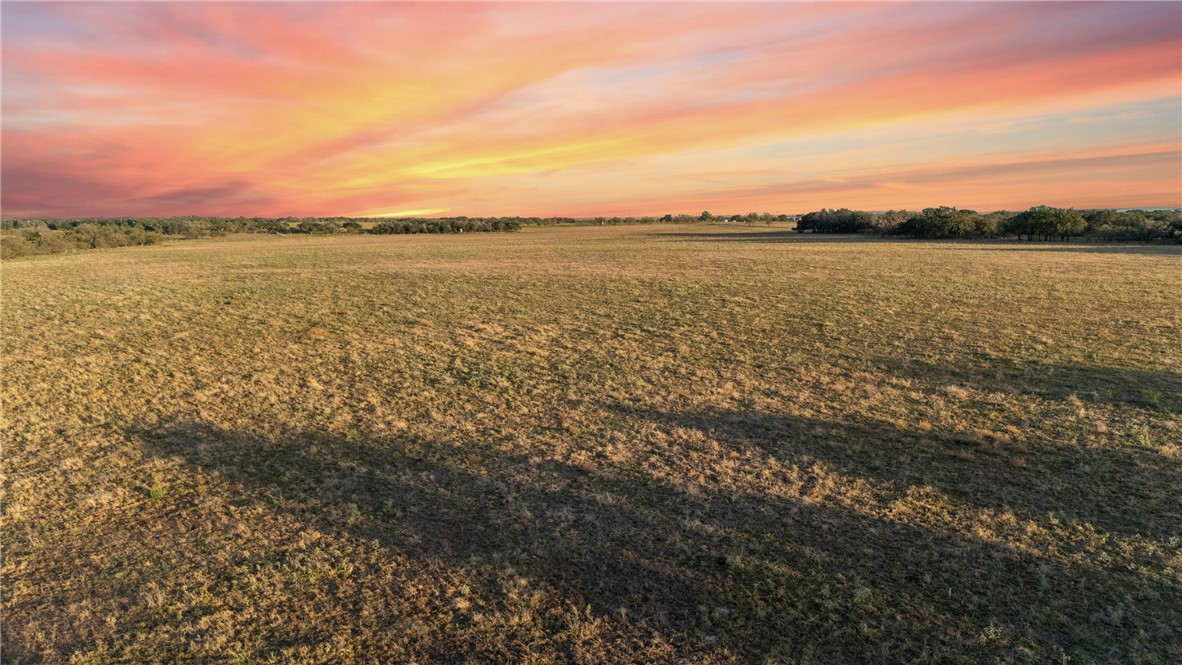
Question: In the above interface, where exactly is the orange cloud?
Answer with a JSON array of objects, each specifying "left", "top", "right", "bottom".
[{"left": 3, "top": 2, "right": 1179, "bottom": 217}]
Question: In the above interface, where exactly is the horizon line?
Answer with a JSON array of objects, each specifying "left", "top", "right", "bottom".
[{"left": 6, "top": 205, "right": 1181, "bottom": 222}]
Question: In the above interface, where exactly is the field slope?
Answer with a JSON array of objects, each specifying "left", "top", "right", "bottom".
[{"left": 3, "top": 224, "right": 1180, "bottom": 663}]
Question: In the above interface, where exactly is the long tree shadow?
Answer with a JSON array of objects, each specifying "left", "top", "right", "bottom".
[
  {"left": 961, "top": 243, "right": 1182, "bottom": 256},
  {"left": 608, "top": 402, "right": 1181, "bottom": 541},
  {"left": 652, "top": 230, "right": 875, "bottom": 244},
  {"left": 873, "top": 356, "right": 1182, "bottom": 414},
  {"left": 136, "top": 420, "right": 1179, "bottom": 662},
  {"left": 651, "top": 230, "right": 1182, "bottom": 254}
]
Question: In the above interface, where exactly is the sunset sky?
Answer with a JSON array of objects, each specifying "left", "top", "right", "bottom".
[{"left": 3, "top": 1, "right": 1180, "bottom": 218}]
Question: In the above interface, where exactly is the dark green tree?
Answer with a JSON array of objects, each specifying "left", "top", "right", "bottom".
[{"left": 1005, "top": 206, "right": 1086, "bottom": 240}]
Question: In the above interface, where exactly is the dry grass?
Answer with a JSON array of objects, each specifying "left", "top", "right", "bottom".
[{"left": 3, "top": 224, "right": 1180, "bottom": 663}]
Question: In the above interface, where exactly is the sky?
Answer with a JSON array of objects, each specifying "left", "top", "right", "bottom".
[{"left": 2, "top": 1, "right": 1180, "bottom": 218}]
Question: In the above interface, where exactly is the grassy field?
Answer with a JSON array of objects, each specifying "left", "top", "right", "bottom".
[{"left": 2, "top": 224, "right": 1180, "bottom": 663}]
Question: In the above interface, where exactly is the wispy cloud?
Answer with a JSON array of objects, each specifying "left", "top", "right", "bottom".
[{"left": 3, "top": 2, "right": 1179, "bottom": 217}]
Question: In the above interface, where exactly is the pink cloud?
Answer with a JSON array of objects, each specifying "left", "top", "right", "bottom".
[{"left": 3, "top": 2, "right": 1179, "bottom": 217}]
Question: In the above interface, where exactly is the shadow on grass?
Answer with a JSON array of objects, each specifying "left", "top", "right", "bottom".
[
  {"left": 135, "top": 420, "right": 1178, "bottom": 661},
  {"left": 877, "top": 356, "right": 1182, "bottom": 415},
  {"left": 653, "top": 230, "right": 874, "bottom": 244},
  {"left": 960, "top": 243, "right": 1182, "bottom": 256},
  {"left": 608, "top": 403, "right": 1181, "bottom": 541},
  {"left": 653, "top": 230, "right": 1182, "bottom": 254}
]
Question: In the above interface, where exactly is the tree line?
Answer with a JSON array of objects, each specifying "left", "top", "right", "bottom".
[
  {"left": 0, "top": 216, "right": 526, "bottom": 258},
  {"left": 795, "top": 206, "right": 1182, "bottom": 241},
  {"left": 0, "top": 212, "right": 785, "bottom": 258},
  {"left": 3, "top": 206, "right": 1179, "bottom": 259}
]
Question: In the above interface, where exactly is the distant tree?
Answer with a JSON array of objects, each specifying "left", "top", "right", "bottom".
[
  {"left": 1082, "top": 209, "right": 1174, "bottom": 241},
  {"left": 1055, "top": 210, "right": 1086, "bottom": 240},
  {"left": 872, "top": 210, "right": 913, "bottom": 234},
  {"left": 797, "top": 208, "right": 874, "bottom": 233},
  {"left": 1004, "top": 206, "right": 1086, "bottom": 240},
  {"left": 296, "top": 220, "right": 337, "bottom": 234},
  {"left": 700, "top": 211, "right": 713, "bottom": 221},
  {"left": 898, "top": 207, "right": 977, "bottom": 238},
  {"left": 965, "top": 211, "right": 1012, "bottom": 238},
  {"left": 1170, "top": 215, "right": 1182, "bottom": 242}
]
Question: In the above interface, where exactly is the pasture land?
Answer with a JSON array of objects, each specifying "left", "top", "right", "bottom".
[{"left": 3, "top": 224, "right": 1180, "bottom": 663}]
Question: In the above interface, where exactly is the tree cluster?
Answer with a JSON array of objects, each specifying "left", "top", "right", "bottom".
[
  {"left": 795, "top": 206, "right": 1180, "bottom": 242},
  {"left": 0, "top": 224, "right": 166, "bottom": 258},
  {"left": 371, "top": 219, "right": 521, "bottom": 234},
  {"left": 2, "top": 212, "right": 803, "bottom": 258},
  {"left": 796, "top": 209, "right": 875, "bottom": 233},
  {"left": 0, "top": 215, "right": 525, "bottom": 258}
]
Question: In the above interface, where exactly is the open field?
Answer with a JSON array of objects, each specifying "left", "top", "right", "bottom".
[{"left": 3, "top": 224, "right": 1180, "bottom": 663}]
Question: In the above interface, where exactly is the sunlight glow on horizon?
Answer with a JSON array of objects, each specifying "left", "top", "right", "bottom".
[
  {"left": 2, "top": 1, "right": 1180, "bottom": 218},
  {"left": 368, "top": 208, "right": 452, "bottom": 218}
]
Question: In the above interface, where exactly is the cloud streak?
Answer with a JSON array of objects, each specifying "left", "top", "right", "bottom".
[{"left": 3, "top": 1, "right": 1179, "bottom": 217}]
